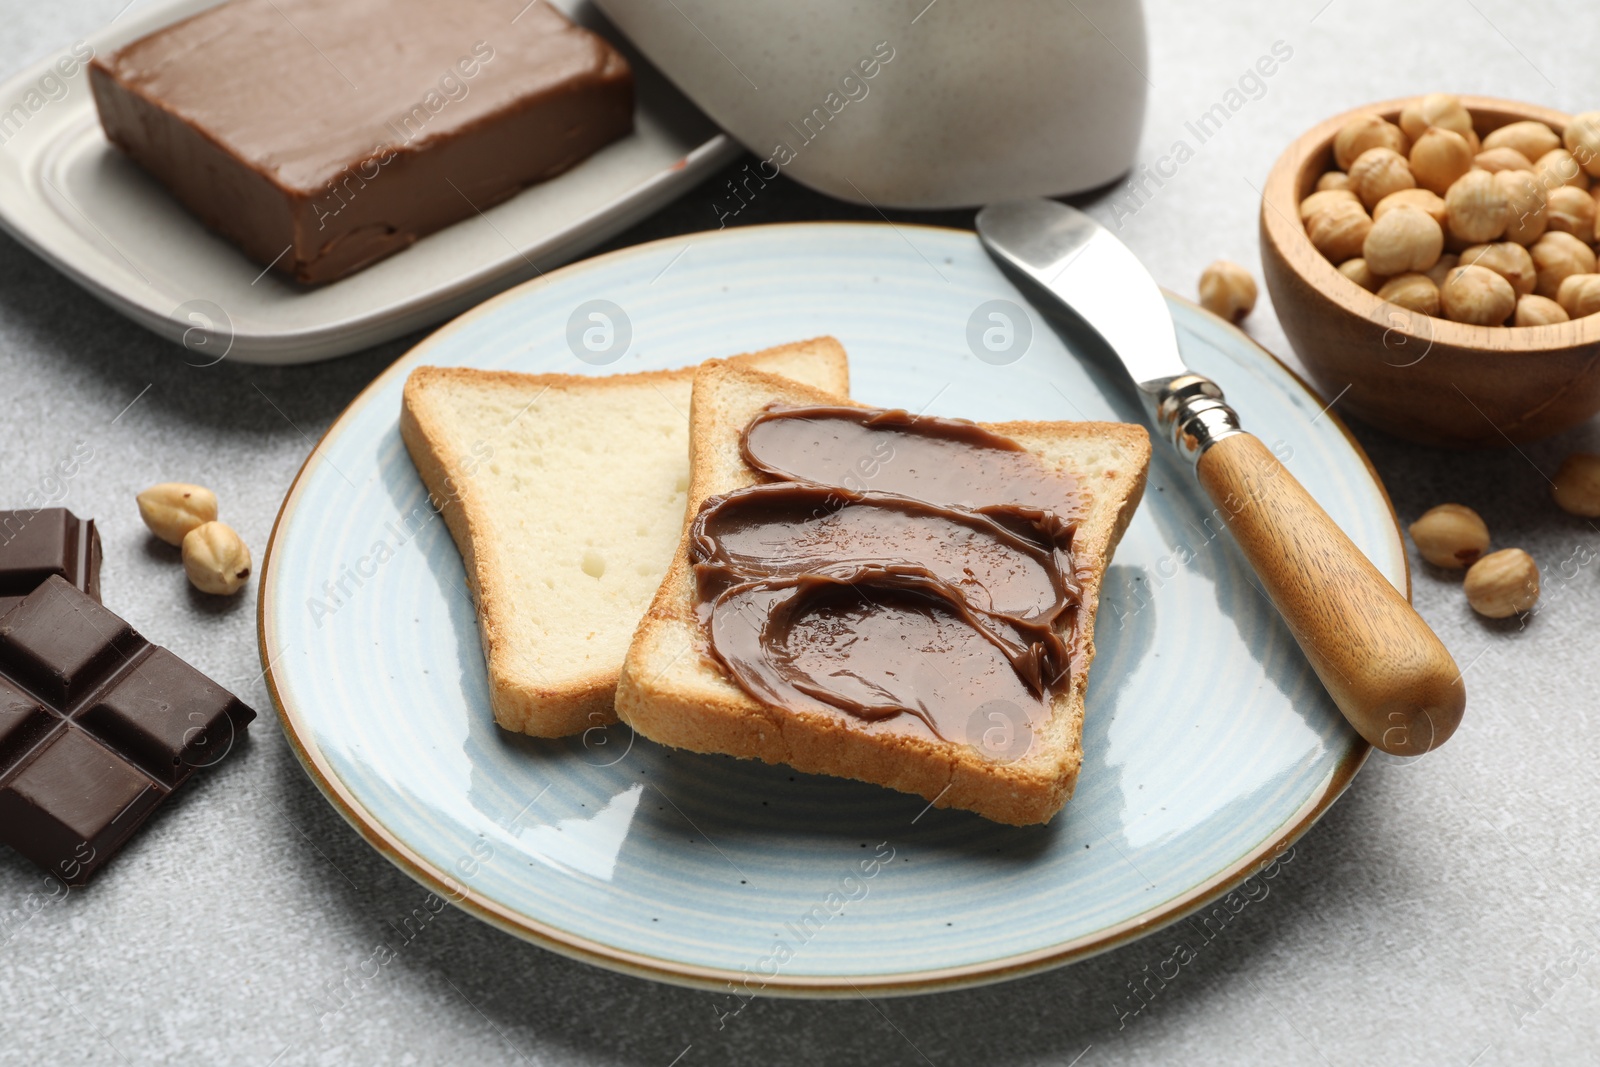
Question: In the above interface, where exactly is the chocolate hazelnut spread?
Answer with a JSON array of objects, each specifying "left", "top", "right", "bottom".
[
  {"left": 690, "top": 406, "right": 1084, "bottom": 747},
  {"left": 89, "top": 0, "right": 633, "bottom": 284}
]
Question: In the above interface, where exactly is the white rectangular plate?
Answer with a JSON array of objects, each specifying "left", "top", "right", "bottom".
[{"left": 0, "top": 0, "right": 736, "bottom": 364}]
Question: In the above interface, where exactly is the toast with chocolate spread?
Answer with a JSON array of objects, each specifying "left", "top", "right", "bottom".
[
  {"left": 616, "top": 361, "right": 1149, "bottom": 825},
  {"left": 400, "top": 339, "right": 849, "bottom": 738}
]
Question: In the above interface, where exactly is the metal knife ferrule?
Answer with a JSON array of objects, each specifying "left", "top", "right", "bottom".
[{"left": 1149, "top": 374, "right": 1245, "bottom": 463}]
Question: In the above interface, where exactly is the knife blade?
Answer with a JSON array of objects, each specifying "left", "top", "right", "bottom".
[{"left": 977, "top": 198, "right": 1465, "bottom": 756}]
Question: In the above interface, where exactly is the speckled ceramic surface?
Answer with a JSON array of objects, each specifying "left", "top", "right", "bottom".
[{"left": 259, "top": 222, "right": 1384, "bottom": 996}]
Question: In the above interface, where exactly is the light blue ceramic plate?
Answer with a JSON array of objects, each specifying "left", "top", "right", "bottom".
[{"left": 259, "top": 223, "right": 1390, "bottom": 996}]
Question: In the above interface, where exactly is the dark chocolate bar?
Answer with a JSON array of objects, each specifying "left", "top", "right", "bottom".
[
  {"left": 0, "top": 576, "right": 253, "bottom": 885},
  {"left": 0, "top": 507, "right": 101, "bottom": 619}
]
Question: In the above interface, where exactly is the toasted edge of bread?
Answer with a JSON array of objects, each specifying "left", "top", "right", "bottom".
[
  {"left": 615, "top": 360, "right": 1151, "bottom": 825},
  {"left": 399, "top": 339, "right": 849, "bottom": 739}
]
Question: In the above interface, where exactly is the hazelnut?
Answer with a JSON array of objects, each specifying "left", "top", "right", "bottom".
[
  {"left": 1544, "top": 185, "right": 1597, "bottom": 237},
  {"left": 1424, "top": 253, "right": 1459, "bottom": 287},
  {"left": 1374, "top": 188, "right": 1448, "bottom": 227},
  {"left": 1376, "top": 273, "right": 1440, "bottom": 315},
  {"left": 1409, "top": 127, "right": 1475, "bottom": 196},
  {"left": 1531, "top": 230, "right": 1597, "bottom": 298},
  {"left": 136, "top": 483, "right": 219, "bottom": 546},
  {"left": 1334, "top": 114, "right": 1410, "bottom": 171},
  {"left": 1556, "top": 273, "right": 1600, "bottom": 318},
  {"left": 1551, "top": 452, "right": 1600, "bottom": 516},
  {"left": 1494, "top": 170, "right": 1548, "bottom": 245},
  {"left": 1463, "top": 548, "right": 1540, "bottom": 618},
  {"left": 1513, "top": 294, "right": 1569, "bottom": 326},
  {"left": 1316, "top": 171, "right": 1351, "bottom": 192},
  {"left": 1399, "top": 93, "right": 1474, "bottom": 142},
  {"left": 1561, "top": 111, "right": 1600, "bottom": 177},
  {"left": 1363, "top": 206, "right": 1443, "bottom": 276},
  {"left": 1348, "top": 147, "right": 1416, "bottom": 209},
  {"left": 1299, "top": 188, "right": 1361, "bottom": 221},
  {"left": 1535, "top": 148, "right": 1590, "bottom": 191},
  {"left": 1440, "top": 264, "right": 1516, "bottom": 325},
  {"left": 1473, "top": 146, "right": 1535, "bottom": 174},
  {"left": 1339, "top": 257, "right": 1380, "bottom": 291},
  {"left": 181, "top": 521, "right": 252, "bottom": 596},
  {"left": 1458, "top": 242, "right": 1536, "bottom": 296},
  {"left": 1444, "top": 170, "right": 1510, "bottom": 244},
  {"left": 1307, "top": 199, "right": 1373, "bottom": 263},
  {"left": 1198, "top": 260, "right": 1257, "bottom": 322},
  {"left": 1483, "top": 120, "right": 1561, "bottom": 163},
  {"left": 1408, "top": 503, "right": 1489, "bottom": 569}
]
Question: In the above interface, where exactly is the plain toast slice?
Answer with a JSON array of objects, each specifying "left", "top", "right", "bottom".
[
  {"left": 616, "top": 361, "right": 1150, "bottom": 825},
  {"left": 400, "top": 338, "right": 849, "bottom": 738}
]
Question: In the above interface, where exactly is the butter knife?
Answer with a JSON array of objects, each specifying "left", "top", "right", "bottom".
[{"left": 976, "top": 198, "right": 1464, "bottom": 756}]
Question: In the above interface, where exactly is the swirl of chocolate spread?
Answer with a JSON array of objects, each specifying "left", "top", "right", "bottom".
[{"left": 690, "top": 406, "right": 1084, "bottom": 747}]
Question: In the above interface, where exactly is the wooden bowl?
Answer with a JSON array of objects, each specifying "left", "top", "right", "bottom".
[{"left": 1260, "top": 95, "right": 1600, "bottom": 448}]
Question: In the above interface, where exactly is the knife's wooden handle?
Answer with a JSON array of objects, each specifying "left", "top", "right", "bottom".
[{"left": 1195, "top": 432, "right": 1465, "bottom": 756}]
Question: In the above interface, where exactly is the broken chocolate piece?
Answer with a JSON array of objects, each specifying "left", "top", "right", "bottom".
[{"left": 0, "top": 507, "right": 101, "bottom": 620}]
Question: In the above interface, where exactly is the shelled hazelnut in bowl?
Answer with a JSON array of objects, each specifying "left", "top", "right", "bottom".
[
  {"left": 1299, "top": 102, "right": 1600, "bottom": 327},
  {"left": 1261, "top": 94, "right": 1600, "bottom": 447}
]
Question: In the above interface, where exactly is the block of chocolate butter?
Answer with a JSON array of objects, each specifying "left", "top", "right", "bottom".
[
  {"left": 89, "top": 0, "right": 633, "bottom": 284},
  {"left": 0, "top": 508, "right": 101, "bottom": 619},
  {"left": 0, "top": 576, "right": 254, "bottom": 886}
]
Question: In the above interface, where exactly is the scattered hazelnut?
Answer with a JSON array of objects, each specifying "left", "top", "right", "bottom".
[
  {"left": 1316, "top": 171, "right": 1351, "bottom": 192},
  {"left": 1374, "top": 187, "right": 1449, "bottom": 227},
  {"left": 1561, "top": 111, "right": 1600, "bottom": 177},
  {"left": 1535, "top": 148, "right": 1590, "bottom": 191},
  {"left": 1363, "top": 206, "right": 1443, "bottom": 275},
  {"left": 181, "top": 521, "right": 252, "bottom": 596},
  {"left": 136, "top": 483, "right": 219, "bottom": 546},
  {"left": 1399, "top": 93, "right": 1474, "bottom": 142},
  {"left": 1408, "top": 503, "right": 1490, "bottom": 569},
  {"left": 1494, "top": 170, "right": 1549, "bottom": 245},
  {"left": 1198, "top": 260, "right": 1257, "bottom": 322},
  {"left": 1474, "top": 146, "right": 1536, "bottom": 174},
  {"left": 1513, "top": 293, "right": 1569, "bottom": 326},
  {"left": 1556, "top": 273, "right": 1600, "bottom": 318},
  {"left": 1444, "top": 170, "right": 1510, "bottom": 244},
  {"left": 1531, "top": 230, "right": 1597, "bottom": 298},
  {"left": 1544, "top": 185, "right": 1597, "bottom": 237},
  {"left": 1334, "top": 114, "right": 1410, "bottom": 171},
  {"left": 1307, "top": 198, "right": 1373, "bottom": 263},
  {"left": 1376, "top": 273, "right": 1441, "bottom": 315},
  {"left": 1551, "top": 452, "right": 1600, "bottom": 516},
  {"left": 1299, "top": 188, "right": 1360, "bottom": 221},
  {"left": 1349, "top": 147, "right": 1416, "bottom": 209},
  {"left": 1463, "top": 548, "right": 1540, "bottom": 618},
  {"left": 1338, "top": 257, "right": 1380, "bottom": 291},
  {"left": 1458, "top": 242, "right": 1536, "bottom": 296},
  {"left": 1483, "top": 120, "right": 1562, "bottom": 163},
  {"left": 1440, "top": 264, "right": 1516, "bottom": 324}
]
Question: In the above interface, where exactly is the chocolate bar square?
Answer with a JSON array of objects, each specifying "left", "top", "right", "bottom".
[
  {"left": 0, "top": 507, "right": 101, "bottom": 619},
  {"left": 89, "top": 0, "right": 633, "bottom": 284},
  {"left": 0, "top": 577, "right": 254, "bottom": 885},
  {"left": 80, "top": 649, "right": 243, "bottom": 786},
  {"left": 0, "top": 728, "right": 163, "bottom": 883},
  {"left": 0, "top": 579, "right": 139, "bottom": 706}
]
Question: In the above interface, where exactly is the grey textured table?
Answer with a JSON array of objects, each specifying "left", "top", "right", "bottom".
[{"left": 3, "top": 1, "right": 1599, "bottom": 1064}]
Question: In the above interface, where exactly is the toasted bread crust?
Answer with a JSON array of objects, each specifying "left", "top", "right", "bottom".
[
  {"left": 616, "top": 362, "right": 1151, "bottom": 825},
  {"left": 400, "top": 340, "right": 849, "bottom": 738}
]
